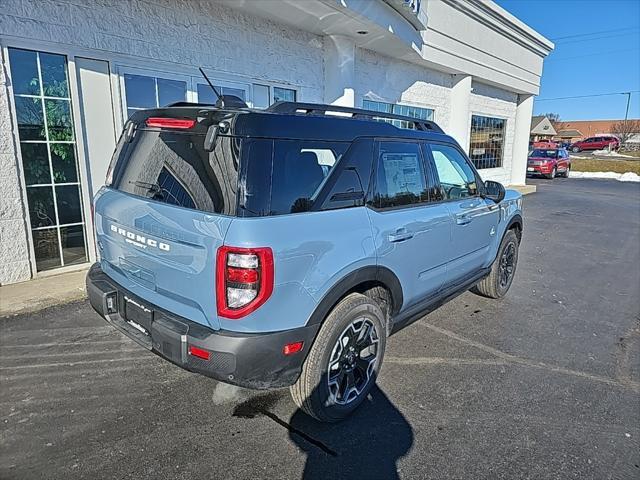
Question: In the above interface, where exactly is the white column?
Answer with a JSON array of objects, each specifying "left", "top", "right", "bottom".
[
  {"left": 323, "top": 35, "right": 356, "bottom": 107},
  {"left": 511, "top": 94, "right": 534, "bottom": 186},
  {"left": 448, "top": 74, "right": 472, "bottom": 152}
]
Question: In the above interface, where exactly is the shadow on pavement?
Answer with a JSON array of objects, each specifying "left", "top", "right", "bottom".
[
  {"left": 289, "top": 386, "right": 413, "bottom": 479},
  {"left": 232, "top": 385, "right": 413, "bottom": 479}
]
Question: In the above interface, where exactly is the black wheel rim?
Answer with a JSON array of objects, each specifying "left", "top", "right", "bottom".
[
  {"left": 327, "top": 318, "right": 379, "bottom": 406},
  {"left": 499, "top": 242, "right": 516, "bottom": 289}
]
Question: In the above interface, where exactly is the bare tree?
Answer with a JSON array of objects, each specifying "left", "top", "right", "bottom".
[
  {"left": 541, "top": 112, "right": 562, "bottom": 130},
  {"left": 611, "top": 119, "right": 640, "bottom": 145},
  {"left": 542, "top": 112, "right": 561, "bottom": 123}
]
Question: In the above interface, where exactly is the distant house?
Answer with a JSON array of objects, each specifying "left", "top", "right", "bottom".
[
  {"left": 555, "top": 119, "right": 640, "bottom": 143},
  {"left": 555, "top": 129, "right": 583, "bottom": 142},
  {"left": 530, "top": 116, "right": 557, "bottom": 142}
]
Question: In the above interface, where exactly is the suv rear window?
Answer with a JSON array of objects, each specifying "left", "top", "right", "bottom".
[{"left": 109, "top": 129, "right": 239, "bottom": 215}]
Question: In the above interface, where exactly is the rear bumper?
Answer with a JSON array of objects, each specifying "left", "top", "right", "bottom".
[{"left": 86, "top": 263, "right": 319, "bottom": 389}]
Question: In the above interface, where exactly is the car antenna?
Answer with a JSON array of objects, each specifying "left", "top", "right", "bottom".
[{"left": 198, "top": 67, "right": 224, "bottom": 107}]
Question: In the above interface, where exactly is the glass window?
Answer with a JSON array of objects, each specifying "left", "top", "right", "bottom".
[
  {"left": 8, "top": 48, "right": 88, "bottom": 271},
  {"left": 363, "top": 99, "right": 433, "bottom": 130},
  {"left": 110, "top": 131, "right": 239, "bottom": 216},
  {"left": 9, "top": 49, "right": 40, "bottom": 95},
  {"left": 270, "top": 140, "right": 346, "bottom": 214},
  {"left": 14, "top": 96, "right": 45, "bottom": 141},
  {"left": 124, "top": 73, "right": 187, "bottom": 118},
  {"left": 158, "top": 78, "right": 187, "bottom": 106},
  {"left": 39, "top": 52, "right": 69, "bottom": 97},
  {"left": 469, "top": 115, "right": 506, "bottom": 169},
  {"left": 273, "top": 87, "right": 296, "bottom": 103},
  {"left": 156, "top": 167, "right": 196, "bottom": 209},
  {"left": 253, "top": 84, "right": 270, "bottom": 109},
  {"left": 529, "top": 149, "right": 558, "bottom": 158},
  {"left": 430, "top": 144, "right": 479, "bottom": 200},
  {"left": 239, "top": 139, "right": 348, "bottom": 216},
  {"left": 196, "top": 83, "right": 246, "bottom": 105},
  {"left": 322, "top": 140, "right": 374, "bottom": 211},
  {"left": 372, "top": 142, "right": 428, "bottom": 208}
]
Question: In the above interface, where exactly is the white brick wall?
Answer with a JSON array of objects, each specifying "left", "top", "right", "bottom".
[
  {"left": 0, "top": 50, "right": 31, "bottom": 285},
  {"left": 355, "top": 48, "right": 453, "bottom": 130},
  {"left": 469, "top": 81, "right": 518, "bottom": 184},
  {"left": 0, "top": 0, "right": 325, "bottom": 100}
]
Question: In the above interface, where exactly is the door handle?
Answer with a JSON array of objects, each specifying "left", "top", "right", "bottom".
[
  {"left": 456, "top": 215, "right": 472, "bottom": 225},
  {"left": 388, "top": 230, "right": 414, "bottom": 242}
]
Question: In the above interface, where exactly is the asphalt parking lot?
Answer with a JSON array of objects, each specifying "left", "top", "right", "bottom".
[{"left": 1, "top": 178, "right": 639, "bottom": 480}]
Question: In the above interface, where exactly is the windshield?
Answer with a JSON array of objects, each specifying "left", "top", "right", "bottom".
[{"left": 530, "top": 149, "right": 558, "bottom": 158}]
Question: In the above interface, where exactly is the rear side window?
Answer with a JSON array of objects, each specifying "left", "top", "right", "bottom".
[
  {"left": 110, "top": 129, "right": 239, "bottom": 215},
  {"left": 239, "top": 140, "right": 349, "bottom": 216}
]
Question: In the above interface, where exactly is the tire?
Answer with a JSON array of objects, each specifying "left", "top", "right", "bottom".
[
  {"left": 473, "top": 229, "right": 519, "bottom": 299},
  {"left": 560, "top": 164, "right": 570, "bottom": 178},
  {"left": 572, "top": 146, "right": 580, "bottom": 153},
  {"left": 290, "top": 293, "right": 387, "bottom": 422},
  {"left": 547, "top": 167, "right": 556, "bottom": 179}
]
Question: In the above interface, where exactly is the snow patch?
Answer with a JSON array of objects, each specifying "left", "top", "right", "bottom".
[
  {"left": 591, "top": 149, "right": 637, "bottom": 158},
  {"left": 569, "top": 171, "right": 640, "bottom": 182}
]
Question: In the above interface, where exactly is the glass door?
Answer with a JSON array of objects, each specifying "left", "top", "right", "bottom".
[{"left": 8, "top": 47, "right": 88, "bottom": 272}]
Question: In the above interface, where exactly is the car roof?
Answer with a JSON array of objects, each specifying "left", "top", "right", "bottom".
[{"left": 137, "top": 102, "right": 458, "bottom": 145}]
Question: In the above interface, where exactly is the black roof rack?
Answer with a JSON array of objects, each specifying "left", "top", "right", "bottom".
[{"left": 267, "top": 101, "right": 443, "bottom": 133}]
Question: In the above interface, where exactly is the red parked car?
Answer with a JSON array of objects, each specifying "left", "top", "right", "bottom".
[
  {"left": 527, "top": 148, "right": 571, "bottom": 179},
  {"left": 570, "top": 135, "right": 619, "bottom": 152}
]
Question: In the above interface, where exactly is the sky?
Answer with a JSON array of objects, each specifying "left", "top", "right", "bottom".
[{"left": 495, "top": 0, "right": 640, "bottom": 121}]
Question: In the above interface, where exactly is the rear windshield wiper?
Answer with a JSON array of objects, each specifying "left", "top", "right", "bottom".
[{"left": 129, "top": 181, "right": 164, "bottom": 199}]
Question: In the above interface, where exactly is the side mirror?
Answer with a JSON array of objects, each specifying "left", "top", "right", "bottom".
[{"left": 484, "top": 180, "right": 505, "bottom": 203}]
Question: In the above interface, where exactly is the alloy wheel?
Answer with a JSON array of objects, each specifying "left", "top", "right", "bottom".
[
  {"left": 499, "top": 242, "right": 516, "bottom": 289},
  {"left": 327, "top": 317, "right": 379, "bottom": 405}
]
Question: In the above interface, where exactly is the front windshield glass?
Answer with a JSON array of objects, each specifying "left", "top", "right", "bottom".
[{"left": 530, "top": 149, "right": 557, "bottom": 158}]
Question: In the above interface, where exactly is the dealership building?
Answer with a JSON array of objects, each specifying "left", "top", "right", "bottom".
[{"left": 0, "top": 0, "right": 553, "bottom": 285}]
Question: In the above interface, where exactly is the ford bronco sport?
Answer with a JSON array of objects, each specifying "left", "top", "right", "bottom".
[{"left": 87, "top": 98, "right": 523, "bottom": 422}]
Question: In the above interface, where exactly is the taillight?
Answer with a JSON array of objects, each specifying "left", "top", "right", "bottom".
[
  {"left": 145, "top": 117, "right": 196, "bottom": 129},
  {"left": 216, "top": 246, "right": 274, "bottom": 319}
]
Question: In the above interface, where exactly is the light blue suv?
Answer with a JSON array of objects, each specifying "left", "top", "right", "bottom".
[{"left": 87, "top": 99, "right": 523, "bottom": 422}]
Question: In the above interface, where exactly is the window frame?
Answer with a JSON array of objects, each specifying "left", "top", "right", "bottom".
[
  {"left": 5, "top": 46, "right": 90, "bottom": 273},
  {"left": 423, "top": 141, "right": 487, "bottom": 204},
  {"left": 365, "top": 137, "right": 437, "bottom": 212}
]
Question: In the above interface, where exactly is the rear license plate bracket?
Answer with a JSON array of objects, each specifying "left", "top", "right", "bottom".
[{"left": 123, "top": 295, "right": 153, "bottom": 335}]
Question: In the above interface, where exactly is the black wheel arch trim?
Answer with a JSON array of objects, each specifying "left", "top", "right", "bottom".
[
  {"left": 506, "top": 213, "right": 523, "bottom": 234},
  {"left": 306, "top": 265, "right": 403, "bottom": 327}
]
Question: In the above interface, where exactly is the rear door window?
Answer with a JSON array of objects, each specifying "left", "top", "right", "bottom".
[
  {"left": 370, "top": 141, "right": 429, "bottom": 208},
  {"left": 110, "top": 129, "right": 239, "bottom": 215}
]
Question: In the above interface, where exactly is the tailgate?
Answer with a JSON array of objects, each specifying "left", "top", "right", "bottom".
[
  {"left": 94, "top": 110, "right": 240, "bottom": 330},
  {"left": 95, "top": 188, "right": 231, "bottom": 330}
]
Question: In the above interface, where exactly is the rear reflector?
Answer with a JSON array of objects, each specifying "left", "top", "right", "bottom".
[
  {"left": 283, "top": 342, "right": 304, "bottom": 356},
  {"left": 145, "top": 117, "right": 196, "bottom": 129},
  {"left": 188, "top": 345, "right": 211, "bottom": 360}
]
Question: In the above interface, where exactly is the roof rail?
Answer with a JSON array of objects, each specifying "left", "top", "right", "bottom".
[{"left": 267, "top": 101, "right": 443, "bottom": 133}]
